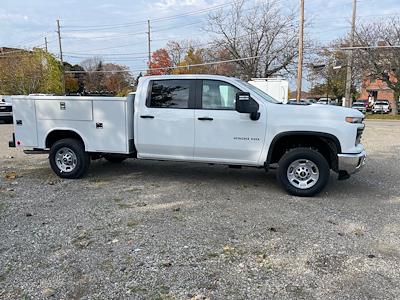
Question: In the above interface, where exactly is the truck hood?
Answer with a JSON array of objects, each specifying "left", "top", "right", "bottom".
[{"left": 275, "top": 103, "right": 364, "bottom": 120}]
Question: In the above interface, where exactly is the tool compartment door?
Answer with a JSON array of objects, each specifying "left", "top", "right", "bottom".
[
  {"left": 35, "top": 100, "right": 93, "bottom": 121},
  {"left": 12, "top": 98, "right": 38, "bottom": 147},
  {"left": 91, "top": 100, "right": 128, "bottom": 153}
]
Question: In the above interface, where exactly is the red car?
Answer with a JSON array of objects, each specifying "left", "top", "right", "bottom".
[{"left": 356, "top": 100, "right": 370, "bottom": 111}]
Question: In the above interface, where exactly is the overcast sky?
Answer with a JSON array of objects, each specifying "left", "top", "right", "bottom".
[{"left": 1, "top": 0, "right": 399, "bottom": 86}]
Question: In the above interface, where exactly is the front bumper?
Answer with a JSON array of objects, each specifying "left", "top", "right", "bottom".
[{"left": 337, "top": 150, "right": 366, "bottom": 175}]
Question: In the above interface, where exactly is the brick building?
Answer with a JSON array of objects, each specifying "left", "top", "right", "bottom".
[{"left": 358, "top": 76, "right": 398, "bottom": 108}]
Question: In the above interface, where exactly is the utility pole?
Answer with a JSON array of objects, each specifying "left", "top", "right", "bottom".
[
  {"left": 56, "top": 20, "right": 63, "bottom": 62},
  {"left": 44, "top": 37, "right": 48, "bottom": 52},
  {"left": 296, "top": 0, "right": 305, "bottom": 103},
  {"left": 344, "top": 0, "right": 357, "bottom": 107},
  {"left": 56, "top": 19, "right": 65, "bottom": 94},
  {"left": 147, "top": 20, "right": 151, "bottom": 71}
]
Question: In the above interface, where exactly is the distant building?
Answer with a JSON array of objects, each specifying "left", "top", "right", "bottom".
[
  {"left": 288, "top": 91, "right": 311, "bottom": 99},
  {"left": 358, "top": 75, "right": 398, "bottom": 107}
]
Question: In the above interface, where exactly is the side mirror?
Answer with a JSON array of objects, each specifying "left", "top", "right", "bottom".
[{"left": 235, "top": 92, "right": 260, "bottom": 120}]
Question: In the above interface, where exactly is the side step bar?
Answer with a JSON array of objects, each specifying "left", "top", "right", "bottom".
[{"left": 23, "top": 149, "right": 49, "bottom": 154}]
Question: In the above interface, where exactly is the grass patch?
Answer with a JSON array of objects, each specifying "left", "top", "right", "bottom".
[
  {"left": 206, "top": 252, "right": 220, "bottom": 259},
  {"left": 0, "top": 202, "right": 6, "bottom": 212},
  {"left": 154, "top": 285, "right": 173, "bottom": 300},
  {"left": 100, "top": 259, "right": 114, "bottom": 273},
  {"left": 117, "top": 203, "right": 133, "bottom": 209},
  {"left": 365, "top": 114, "right": 400, "bottom": 120},
  {"left": 72, "top": 230, "right": 92, "bottom": 249},
  {"left": 124, "top": 187, "right": 143, "bottom": 193},
  {"left": 128, "top": 285, "right": 147, "bottom": 294},
  {"left": 172, "top": 213, "right": 185, "bottom": 221},
  {"left": 127, "top": 219, "right": 139, "bottom": 228}
]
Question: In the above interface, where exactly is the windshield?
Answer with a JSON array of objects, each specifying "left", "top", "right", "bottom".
[
  {"left": 375, "top": 102, "right": 388, "bottom": 105},
  {"left": 236, "top": 79, "right": 281, "bottom": 104}
]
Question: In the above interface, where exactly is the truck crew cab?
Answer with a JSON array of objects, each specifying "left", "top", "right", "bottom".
[{"left": 9, "top": 75, "right": 366, "bottom": 196}]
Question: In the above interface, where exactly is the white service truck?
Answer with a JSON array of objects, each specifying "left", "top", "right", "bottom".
[
  {"left": 248, "top": 78, "right": 289, "bottom": 103},
  {"left": 9, "top": 75, "right": 366, "bottom": 196}
]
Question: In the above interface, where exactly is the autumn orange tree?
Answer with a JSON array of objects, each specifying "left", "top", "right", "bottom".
[{"left": 148, "top": 48, "right": 172, "bottom": 75}]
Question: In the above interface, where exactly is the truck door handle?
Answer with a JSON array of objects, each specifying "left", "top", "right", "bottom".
[
  {"left": 198, "top": 117, "right": 213, "bottom": 121},
  {"left": 140, "top": 115, "right": 154, "bottom": 119}
]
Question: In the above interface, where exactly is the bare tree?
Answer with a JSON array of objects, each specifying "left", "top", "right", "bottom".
[
  {"left": 166, "top": 39, "right": 202, "bottom": 67},
  {"left": 81, "top": 57, "right": 104, "bottom": 92},
  {"left": 206, "top": 0, "right": 299, "bottom": 80},
  {"left": 354, "top": 17, "right": 400, "bottom": 115}
]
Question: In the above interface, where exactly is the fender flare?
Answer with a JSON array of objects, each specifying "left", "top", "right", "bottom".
[
  {"left": 266, "top": 131, "right": 342, "bottom": 165},
  {"left": 44, "top": 128, "right": 88, "bottom": 150}
]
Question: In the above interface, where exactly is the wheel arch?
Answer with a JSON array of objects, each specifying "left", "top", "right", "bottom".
[
  {"left": 266, "top": 131, "right": 342, "bottom": 171},
  {"left": 45, "top": 128, "right": 87, "bottom": 150}
]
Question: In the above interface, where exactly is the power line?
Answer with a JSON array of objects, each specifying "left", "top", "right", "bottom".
[
  {"left": 341, "top": 45, "right": 400, "bottom": 50},
  {"left": 64, "top": 54, "right": 148, "bottom": 60},
  {"left": 63, "top": 51, "right": 149, "bottom": 56},
  {"left": 61, "top": 1, "right": 243, "bottom": 30},
  {"left": 63, "top": 31, "right": 147, "bottom": 40},
  {"left": 65, "top": 55, "right": 264, "bottom": 74}
]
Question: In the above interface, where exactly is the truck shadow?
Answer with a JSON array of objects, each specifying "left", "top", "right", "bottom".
[
  {"left": 84, "top": 158, "right": 383, "bottom": 199},
  {"left": 88, "top": 158, "right": 275, "bottom": 187}
]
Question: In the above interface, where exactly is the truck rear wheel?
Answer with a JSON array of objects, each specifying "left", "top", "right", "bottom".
[
  {"left": 276, "top": 148, "right": 330, "bottom": 197},
  {"left": 49, "top": 138, "right": 90, "bottom": 179}
]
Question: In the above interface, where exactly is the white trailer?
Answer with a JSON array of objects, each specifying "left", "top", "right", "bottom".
[{"left": 248, "top": 78, "right": 289, "bottom": 103}]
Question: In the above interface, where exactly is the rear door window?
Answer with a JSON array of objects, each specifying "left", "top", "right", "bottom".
[{"left": 148, "top": 80, "right": 192, "bottom": 109}]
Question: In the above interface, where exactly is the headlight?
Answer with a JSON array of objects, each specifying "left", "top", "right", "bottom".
[{"left": 346, "top": 117, "right": 363, "bottom": 124}]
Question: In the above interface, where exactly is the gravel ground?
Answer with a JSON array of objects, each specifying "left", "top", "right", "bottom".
[{"left": 0, "top": 120, "right": 400, "bottom": 299}]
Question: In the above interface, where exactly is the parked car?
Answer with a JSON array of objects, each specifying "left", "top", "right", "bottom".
[
  {"left": 356, "top": 100, "right": 369, "bottom": 111},
  {"left": 307, "top": 98, "right": 317, "bottom": 104},
  {"left": 287, "top": 99, "right": 310, "bottom": 105},
  {"left": 372, "top": 100, "right": 390, "bottom": 114},
  {"left": 317, "top": 97, "right": 331, "bottom": 105},
  {"left": 0, "top": 95, "right": 13, "bottom": 123},
  {"left": 9, "top": 74, "right": 366, "bottom": 197},
  {"left": 352, "top": 102, "right": 367, "bottom": 114}
]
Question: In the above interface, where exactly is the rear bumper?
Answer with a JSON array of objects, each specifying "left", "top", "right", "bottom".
[{"left": 337, "top": 150, "right": 366, "bottom": 175}]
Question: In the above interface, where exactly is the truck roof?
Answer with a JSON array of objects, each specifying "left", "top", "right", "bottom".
[{"left": 139, "top": 74, "right": 235, "bottom": 82}]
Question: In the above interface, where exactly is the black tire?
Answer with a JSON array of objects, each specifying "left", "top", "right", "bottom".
[
  {"left": 276, "top": 147, "right": 330, "bottom": 197},
  {"left": 104, "top": 154, "right": 127, "bottom": 163},
  {"left": 49, "top": 138, "right": 90, "bottom": 179}
]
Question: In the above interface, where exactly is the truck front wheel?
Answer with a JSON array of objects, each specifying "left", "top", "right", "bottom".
[
  {"left": 49, "top": 138, "right": 90, "bottom": 179},
  {"left": 277, "top": 148, "right": 330, "bottom": 197}
]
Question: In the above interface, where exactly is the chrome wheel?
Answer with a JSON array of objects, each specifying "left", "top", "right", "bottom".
[
  {"left": 287, "top": 159, "right": 319, "bottom": 189},
  {"left": 55, "top": 147, "right": 77, "bottom": 173}
]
